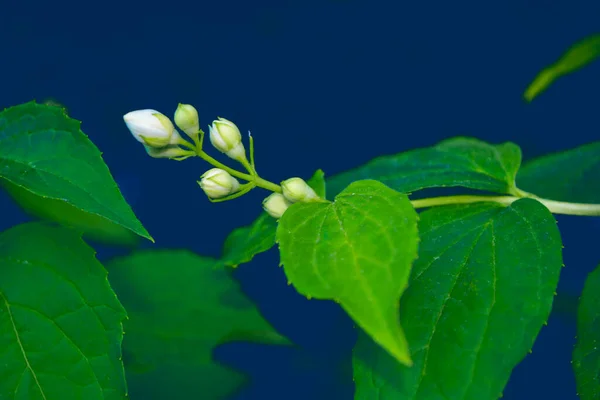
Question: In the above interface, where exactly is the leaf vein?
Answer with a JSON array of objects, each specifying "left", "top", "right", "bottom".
[
  {"left": 413, "top": 224, "right": 489, "bottom": 398},
  {"left": 0, "top": 291, "right": 47, "bottom": 400}
]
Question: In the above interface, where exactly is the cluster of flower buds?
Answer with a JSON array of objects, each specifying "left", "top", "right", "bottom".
[
  {"left": 261, "top": 177, "right": 321, "bottom": 218},
  {"left": 124, "top": 103, "right": 325, "bottom": 219}
]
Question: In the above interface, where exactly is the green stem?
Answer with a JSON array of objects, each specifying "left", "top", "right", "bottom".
[
  {"left": 411, "top": 194, "right": 600, "bottom": 216},
  {"left": 249, "top": 133, "right": 256, "bottom": 171},
  {"left": 240, "top": 157, "right": 256, "bottom": 177},
  {"left": 196, "top": 150, "right": 281, "bottom": 193}
]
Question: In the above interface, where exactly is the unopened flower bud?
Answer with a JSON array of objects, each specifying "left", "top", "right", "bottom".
[
  {"left": 124, "top": 109, "right": 176, "bottom": 148},
  {"left": 174, "top": 103, "right": 200, "bottom": 138},
  {"left": 281, "top": 177, "right": 319, "bottom": 203},
  {"left": 263, "top": 193, "right": 292, "bottom": 219},
  {"left": 199, "top": 168, "right": 240, "bottom": 199},
  {"left": 209, "top": 117, "right": 246, "bottom": 162}
]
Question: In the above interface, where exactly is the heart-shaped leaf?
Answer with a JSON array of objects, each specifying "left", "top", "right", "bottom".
[{"left": 277, "top": 180, "right": 419, "bottom": 366}]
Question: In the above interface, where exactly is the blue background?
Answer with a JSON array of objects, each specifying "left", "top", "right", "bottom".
[{"left": 2, "top": 1, "right": 600, "bottom": 399}]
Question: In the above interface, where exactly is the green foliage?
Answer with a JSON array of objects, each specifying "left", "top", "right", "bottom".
[
  {"left": 306, "top": 169, "right": 327, "bottom": 198},
  {"left": 573, "top": 265, "right": 600, "bottom": 400},
  {"left": 1, "top": 49, "right": 600, "bottom": 400},
  {"left": 517, "top": 141, "right": 600, "bottom": 203},
  {"left": 105, "top": 250, "right": 290, "bottom": 400},
  {"left": 524, "top": 33, "right": 600, "bottom": 102},
  {"left": 277, "top": 180, "right": 419, "bottom": 366},
  {"left": 0, "top": 101, "right": 151, "bottom": 244},
  {"left": 221, "top": 169, "right": 326, "bottom": 268},
  {"left": 0, "top": 223, "right": 127, "bottom": 400},
  {"left": 327, "top": 137, "right": 522, "bottom": 197},
  {"left": 221, "top": 138, "right": 523, "bottom": 271},
  {"left": 221, "top": 213, "right": 277, "bottom": 268},
  {"left": 353, "top": 199, "right": 563, "bottom": 399}
]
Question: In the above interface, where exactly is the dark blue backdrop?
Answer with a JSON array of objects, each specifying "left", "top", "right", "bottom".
[{"left": 2, "top": 1, "right": 600, "bottom": 399}]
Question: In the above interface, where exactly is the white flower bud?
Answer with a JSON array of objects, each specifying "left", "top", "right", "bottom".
[
  {"left": 262, "top": 193, "right": 292, "bottom": 219},
  {"left": 199, "top": 168, "right": 240, "bottom": 199},
  {"left": 124, "top": 109, "right": 176, "bottom": 148},
  {"left": 174, "top": 103, "right": 200, "bottom": 138},
  {"left": 209, "top": 117, "right": 247, "bottom": 162},
  {"left": 281, "top": 177, "right": 319, "bottom": 203}
]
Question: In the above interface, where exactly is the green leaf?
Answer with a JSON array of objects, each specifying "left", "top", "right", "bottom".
[
  {"left": 1, "top": 179, "right": 140, "bottom": 247},
  {"left": 221, "top": 169, "right": 326, "bottom": 268},
  {"left": 221, "top": 213, "right": 277, "bottom": 268},
  {"left": 0, "top": 101, "right": 152, "bottom": 243},
  {"left": 307, "top": 168, "right": 327, "bottom": 198},
  {"left": 573, "top": 264, "right": 600, "bottom": 400},
  {"left": 0, "top": 222, "right": 127, "bottom": 400},
  {"left": 517, "top": 141, "right": 600, "bottom": 203},
  {"left": 277, "top": 179, "right": 419, "bottom": 366},
  {"left": 222, "top": 138, "right": 522, "bottom": 270},
  {"left": 106, "top": 250, "right": 291, "bottom": 400},
  {"left": 524, "top": 33, "right": 600, "bottom": 102},
  {"left": 353, "top": 198, "right": 563, "bottom": 400},
  {"left": 327, "top": 137, "right": 522, "bottom": 198}
]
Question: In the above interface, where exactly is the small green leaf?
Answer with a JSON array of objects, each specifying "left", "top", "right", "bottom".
[
  {"left": 221, "top": 169, "right": 326, "bottom": 268},
  {"left": 221, "top": 213, "right": 277, "bottom": 268},
  {"left": 573, "top": 265, "right": 600, "bottom": 400},
  {"left": 0, "top": 222, "right": 127, "bottom": 400},
  {"left": 106, "top": 250, "right": 291, "bottom": 400},
  {"left": 353, "top": 199, "right": 563, "bottom": 400},
  {"left": 277, "top": 179, "right": 419, "bottom": 366},
  {"left": 327, "top": 137, "right": 522, "bottom": 198},
  {"left": 524, "top": 33, "right": 600, "bottom": 102},
  {"left": 0, "top": 101, "right": 152, "bottom": 242},
  {"left": 306, "top": 168, "right": 327, "bottom": 198},
  {"left": 517, "top": 141, "right": 600, "bottom": 203}
]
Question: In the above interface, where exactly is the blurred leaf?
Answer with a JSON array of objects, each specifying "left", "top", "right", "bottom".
[
  {"left": 221, "top": 169, "right": 326, "bottom": 268},
  {"left": 524, "top": 33, "right": 600, "bottom": 102},
  {"left": 327, "top": 137, "right": 522, "bottom": 198},
  {"left": 106, "top": 250, "right": 291, "bottom": 400},
  {"left": 517, "top": 141, "right": 600, "bottom": 203},
  {"left": 0, "top": 223, "right": 127, "bottom": 400},
  {"left": 277, "top": 180, "right": 419, "bottom": 366},
  {"left": 573, "top": 264, "right": 600, "bottom": 400},
  {"left": 353, "top": 199, "right": 563, "bottom": 399},
  {"left": 0, "top": 101, "right": 152, "bottom": 243}
]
